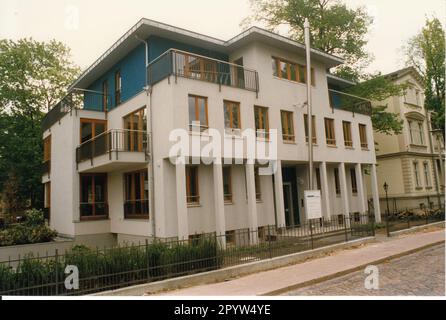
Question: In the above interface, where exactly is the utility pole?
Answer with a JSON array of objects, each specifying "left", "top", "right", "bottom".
[{"left": 304, "top": 18, "right": 313, "bottom": 190}]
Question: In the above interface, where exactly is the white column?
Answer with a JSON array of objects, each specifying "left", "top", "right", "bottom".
[
  {"left": 245, "top": 163, "right": 258, "bottom": 244},
  {"left": 213, "top": 163, "right": 226, "bottom": 248},
  {"left": 153, "top": 160, "right": 166, "bottom": 238},
  {"left": 370, "top": 164, "right": 382, "bottom": 223},
  {"left": 355, "top": 163, "right": 367, "bottom": 214},
  {"left": 338, "top": 163, "right": 351, "bottom": 227},
  {"left": 176, "top": 160, "right": 188, "bottom": 240},
  {"left": 319, "top": 162, "right": 331, "bottom": 218},
  {"left": 273, "top": 160, "right": 286, "bottom": 228}
]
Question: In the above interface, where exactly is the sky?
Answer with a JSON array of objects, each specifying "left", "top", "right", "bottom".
[{"left": 1, "top": 0, "right": 445, "bottom": 75}]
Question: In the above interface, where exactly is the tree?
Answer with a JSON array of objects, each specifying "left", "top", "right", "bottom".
[
  {"left": 243, "top": 0, "right": 406, "bottom": 134},
  {"left": 405, "top": 17, "right": 445, "bottom": 134},
  {"left": 0, "top": 38, "right": 80, "bottom": 211}
]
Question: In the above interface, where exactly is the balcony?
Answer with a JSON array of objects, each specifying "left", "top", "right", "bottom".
[
  {"left": 42, "top": 89, "right": 110, "bottom": 132},
  {"left": 147, "top": 49, "right": 259, "bottom": 94},
  {"left": 329, "top": 89, "right": 372, "bottom": 116},
  {"left": 76, "top": 129, "right": 149, "bottom": 173}
]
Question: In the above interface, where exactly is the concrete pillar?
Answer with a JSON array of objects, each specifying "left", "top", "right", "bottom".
[
  {"left": 319, "top": 162, "right": 331, "bottom": 218},
  {"left": 338, "top": 162, "right": 351, "bottom": 227},
  {"left": 245, "top": 163, "right": 258, "bottom": 244},
  {"left": 273, "top": 160, "right": 286, "bottom": 228},
  {"left": 370, "top": 164, "right": 382, "bottom": 223},
  {"left": 153, "top": 160, "right": 166, "bottom": 238},
  {"left": 176, "top": 159, "right": 188, "bottom": 240},
  {"left": 213, "top": 163, "right": 226, "bottom": 248},
  {"left": 355, "top": 163, "right": 367, "bottom": 214}
]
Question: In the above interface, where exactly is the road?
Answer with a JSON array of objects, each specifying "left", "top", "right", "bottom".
[{"left": 283, "top": 243, "right": 445, "bottom": 296}]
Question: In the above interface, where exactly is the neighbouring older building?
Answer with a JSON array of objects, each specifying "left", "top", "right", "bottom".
[
  {"left": 41, "top": 18, "right": 381, "bottom": 246},
  {"left": 366, "top": 67, "right": 445, "bottom": 213}
]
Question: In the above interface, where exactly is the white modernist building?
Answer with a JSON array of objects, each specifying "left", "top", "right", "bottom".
[{"left": 41, "top": 19, "right": 381, "bottom": 246}]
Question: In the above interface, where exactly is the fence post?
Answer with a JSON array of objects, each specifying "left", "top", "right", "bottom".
[
  {"left": 145, "top": 239, "right": 150, "bottom": 281},
  {"left": 267, "top": 226, "right": 272, "bottom": 259},
  {"left": 344, "top": 216, "right": 348, "bottom": 242},
  {"left": 371, "top": 212, "right": 376, "bottom": 237},
  {"left": 309, "top": 219, "right": 314, "bottom": 250},
  {"left": 55, "top": 249, "right": 59, "bottom": 295},
  {"left": 385, "top": 210, "right": 390, "bottom": 237}
]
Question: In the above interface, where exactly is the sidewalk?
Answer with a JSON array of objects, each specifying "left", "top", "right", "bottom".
[{"left": 157, "top": 228, "right": 445, "bottom": 296}]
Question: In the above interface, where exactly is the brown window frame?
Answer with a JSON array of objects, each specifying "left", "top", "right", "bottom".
[
  {"left": 188, "top": 95, "right": 209, "bottom": 132},
  {"left": 255, "top": 167, "right": 262, "bottom": 201},
  {"left": 223, "top": 166, "right": 232, "bottom": 203},
  {"left": 350, "top": 168, "right": 358, "bottom": 194},
  {"left": 359, "top": 124, "right": 368, "bottom": 149},
  {"left": 186, "top": 166, "right": 200, "bottom": 205},
  {"left": 304, "top": 114, "right": 317, "bottom": 144},
  {"left": 334, "top": 168, "right": 341, "bottom": 195},
  {"left": 324, "top": 118, "right": 336, "bottom": 146},
  {"left": 115, "top": 70, "right": 121, "bottom": 106},
  {"left": 123, "top": 108, "right": 147, "bottom": 152},
  {"left": 223, "top": 100, "right": 241, "bottom": 130},
  {"left": 124, "top": 170, "right": 149, "bottom": 219},
  {"left": 281, "top": 110, "right": 295, "bottom": 142},
  {"left": 79, "top": 118, "right": 107, "bottom": 144},
  {"left": 79, "top": 173, "right": 108, "bottom": 220},
  {"left": 272, "top": 57, "right": 315, "bottom": 86},
  {"left": 254, "top": 106, "right": 269, "bottom": 139},
  {"left": 342, "top": 121, "right": 353, "bottom": 147}
]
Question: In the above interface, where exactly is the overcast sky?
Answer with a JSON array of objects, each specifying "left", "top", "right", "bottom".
[{"left": 1, "top": 0, "right": 444, "bottom": 75}]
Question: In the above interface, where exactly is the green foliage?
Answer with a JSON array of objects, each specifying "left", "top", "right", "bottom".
[
  {"left": 405, "top": 17, "right": 445, "bottom": 134},
  {"left": 0, "top": 38, "right": 80, "bottom": 211},
  {"left": 0, "top": 209, "right": 57, "bottom": 247},
  {"left": 0, "top": 239, "right": 222, "bottom": 295}
]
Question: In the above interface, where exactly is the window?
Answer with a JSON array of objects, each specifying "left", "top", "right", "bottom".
[
  {"left": 304, "top": 114, "right": 317, "bottom": 144},
  {"left": 224, "top": 100, "right": 241, "bottom": 132},
  {"left": 186, "top": 166, "right": 199, "bottom": 205},
  {"left": 423, "top": 162, "right": 431, "bottom": 187},
  {"left": 80, "top": 119, "right": 107, "bottom": 143},
  {"left": 255, "top": 167, "right": 261, "bottom": 201},
  {"left": 115, "top": 70, "right": 121, "bottom": 106},
  {"left": 272, "top": 57, "right": 315, "bottom": 85},
  {"left": 324, "top": 118, "right": 336, "bottom": 146},
  {"left": 102, "top": 80, "right": 108, "bottom": 111},
  {"left": 350, "top": 168, "right": 358, "bottom": 194},
  {"left": 315, "top": 168, "right": 321, "bottom": 191},
  {"left": 124, "top": 170, "right": 149, "bottom": 219},
  {"left": 80, "top": 173, "right": 108, "bottom": 219},
  {"left": 254, "top": 106, "right": 269, "bottom": 139},
  {"left": 123, "top": 108, "right": 147, "bottom": 152},
  {"left": 44, "top": 182, "right": 51, "bottom": 221},
  {"left": 334, "top": 168, "right": 341, "bottom": 195},
  {"left": 413, "top": 162, "right": 421, "bottom": 188},
  {"left": 359, "top": 124, "right": 368, "bottom": 149},
  {"left": 188, "top": 95, "right": 208, "bottom": 131},
  {"left": 223, "top": 167, "right": 232, "bottom": 203},
  {"left": 281, "top": 111, "right": 295, "bottom": 142},
  {"left": 43, "top": 135, "right": 51, "bottom": 173},
  {"left": 342, "top": 121, "right": 353, "bottom": 147},
  {"left": 408, "top": 120, "right": 425, "bottom": 145}
]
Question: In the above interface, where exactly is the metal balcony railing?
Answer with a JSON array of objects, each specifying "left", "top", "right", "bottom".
[
  {"left": 42, "top": 89, "right": 110, "bottom": 132},
  {"left": 147, "top": 49, "right": 259, "bottom": 94},
  {"left": 76, "top": 129, "right": 148, "bottom": 164},
  {"left": 124, "top": 200, "right": 149, "bottom": 219},
  {"left": 328, "top": 89, "right": 372, "bottom": 116}
]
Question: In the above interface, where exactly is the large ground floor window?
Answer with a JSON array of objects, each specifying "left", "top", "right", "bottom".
[
  {"left": 80, "top": 173, "right": 108, "bottom": 220},
  {"left": 124, "top": 170, "right": 149, "bottom": 219}
]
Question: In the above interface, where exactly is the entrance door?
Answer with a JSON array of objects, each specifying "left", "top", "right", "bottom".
[{"left": 283, "top": 183, "right": 295, "bottom": 227}]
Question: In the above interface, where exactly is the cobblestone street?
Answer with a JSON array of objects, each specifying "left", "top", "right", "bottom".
[{"left": 284, "top": 243, "right": 445, "bottom": 296}]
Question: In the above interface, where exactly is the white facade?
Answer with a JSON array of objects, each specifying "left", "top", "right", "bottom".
[{"left": 42, "top": 20, "right": 381, "bottom": 245}]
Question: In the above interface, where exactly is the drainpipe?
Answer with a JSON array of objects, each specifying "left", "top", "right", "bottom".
[
  {"left": 425, "top": 109, "right": 442, "bottom": 208},
  {"left": 135, "top": 35, "right": 156, "bottom": 239}
]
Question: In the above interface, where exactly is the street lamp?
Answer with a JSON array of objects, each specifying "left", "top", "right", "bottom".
[{"left": 383, "top": 182, "right": 390, "bottom": 236}]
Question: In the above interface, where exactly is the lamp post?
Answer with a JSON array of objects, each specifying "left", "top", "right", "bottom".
[
  {"left": 383, "top": 182, "right": 390, "bottom": 236},
  {"left": 304, "top": 18, "right": 313, "bottom": 191}
]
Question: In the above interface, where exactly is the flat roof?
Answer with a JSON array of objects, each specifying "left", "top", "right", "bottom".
[{"left": 70, "top": 18, "right": 344, "bottom": 90}]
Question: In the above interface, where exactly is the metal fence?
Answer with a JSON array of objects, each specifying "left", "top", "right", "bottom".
[
  {"left": 0, "top": 214, "right": 374, "bottom": 296},
  {"left": 382, "top": 206, "right": 445, "bottom": 234},
  {"left": 147, "top": 49, "right": 259, "bottom": 94}
]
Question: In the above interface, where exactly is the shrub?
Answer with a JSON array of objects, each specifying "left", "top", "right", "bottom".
[{"left": 0, "top": 209, "right": 57, "bottom": 247}]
